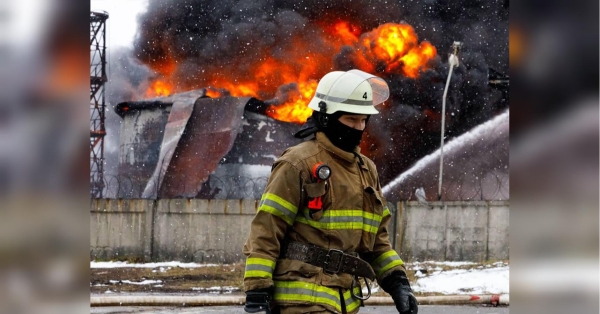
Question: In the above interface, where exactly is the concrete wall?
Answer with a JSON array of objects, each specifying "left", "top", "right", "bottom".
[
  {"left": 395, "top": 201, "right": 509, "bottom": 262},
  {"left": 90, "top": 199, "right": 508, "bottom": 263},
  {"left": 152, "top": 199, "right": 256, "bottom": 263},
  {"left": 90, "top": 199, "right": 256, "bottom": 263},
  {"left": 90, "top": 199, "right": 155, "bottom": 261}
]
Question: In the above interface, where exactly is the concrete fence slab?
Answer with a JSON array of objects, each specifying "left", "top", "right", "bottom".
[
  {"left": 487, "top": 204, "right": 509, "bottom": 260},
  {"left": 398, "top": 201, "right": 509, "bottom": 262},
  {"left": 91, "top": 199, "right": 508, "bottom": 263},
  {"left": 445, "top": 203, "right": 488, "bottom": 261},
  {"left": 90, "top": 199, "right": 155, "bottom": 261}
]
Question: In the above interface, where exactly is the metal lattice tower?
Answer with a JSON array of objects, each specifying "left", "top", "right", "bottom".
[{"left": 90, "top": 11, "right": 109, "bottom": 198}]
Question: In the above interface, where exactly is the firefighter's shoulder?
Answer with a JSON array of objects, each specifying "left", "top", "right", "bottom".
[{"left": 276, "top": 139, "right": 320, "bottom": 166}]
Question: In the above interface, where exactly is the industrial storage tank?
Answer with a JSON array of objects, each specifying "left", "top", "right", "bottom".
[{"left": 114, "top": 89, "right": 300, "bottom": 199}]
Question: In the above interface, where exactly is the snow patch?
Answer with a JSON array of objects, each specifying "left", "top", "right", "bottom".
[
  {"left": 413, "top": 266, "right": 509, "bottom": 295},
  {"left": 91, "top": 261, "right": 223, "bottom": 268},
  {"left": 265, "top": 131, "right": 274, "bottom": 142},
  {"left": 109, "top": 279, "right": 163, "bottom": 285},
  {"left": 257, "top": 121, "right": 266, "bottom": 130}
]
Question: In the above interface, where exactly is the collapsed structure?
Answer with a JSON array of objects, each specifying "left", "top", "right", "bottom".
[{"left": 115, "top": 90, "right": 300, "bottom": 199}]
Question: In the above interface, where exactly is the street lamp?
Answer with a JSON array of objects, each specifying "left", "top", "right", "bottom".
[{"left": 438, "top": 41, "right": 462, "bottom": 200}]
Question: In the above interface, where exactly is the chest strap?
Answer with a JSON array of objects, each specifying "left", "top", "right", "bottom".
[{"left": 281, "top": 241, "right": 376, "bottom": 281}]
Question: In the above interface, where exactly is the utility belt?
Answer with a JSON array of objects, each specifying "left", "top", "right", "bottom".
[
  {"left": 281, "top": 241, "right": 376, "bottom": 280},
  {"left": 280, "top": 241, "right": 375, "bottom": 301}
]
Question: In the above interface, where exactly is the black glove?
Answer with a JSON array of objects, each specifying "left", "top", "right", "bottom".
[
  {"left": 244, "top": 287, "right": 274, "bottom": 313},
  {"left": 380, "top": 270, "right": 418, "bottom": 314}
]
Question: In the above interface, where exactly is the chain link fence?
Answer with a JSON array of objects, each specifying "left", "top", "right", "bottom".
[
  {"left": 98, "top": 174, "right": 270, "bottom": 199},
  {"left": 96, "top": 169, "right": 508, "bottom": 201}
]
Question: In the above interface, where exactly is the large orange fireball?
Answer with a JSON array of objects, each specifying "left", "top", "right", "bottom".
[
  {"left": 144, "top": 22, "right": 436, "bottom": 124},
  {"left": 358, "top": 23, "right": 437, "bottom": 78}
]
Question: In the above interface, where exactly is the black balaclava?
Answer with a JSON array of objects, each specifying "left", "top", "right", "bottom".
[
  {"left": 322, "top": 111, "right": 367, "bottom": 152},
  {"left": 294, "top": 110, "right": 370, "bottom": 152}
]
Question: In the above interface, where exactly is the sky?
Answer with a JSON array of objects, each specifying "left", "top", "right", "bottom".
[{"left": 90, "top": 0, "right": 148, "bottom": 48}]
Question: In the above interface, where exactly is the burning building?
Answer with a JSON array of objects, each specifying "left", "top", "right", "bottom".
[
  {"left": 108, "top": 0, "right": 508, "bottom": 200},
  {"left": 115, "top": 90, "right": 301, "bottom": 199}
]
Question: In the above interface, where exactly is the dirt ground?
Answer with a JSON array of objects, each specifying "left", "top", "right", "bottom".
[
  {"left": 90, "top": 262, "right": 397, "bottom": 295},
  {"left": 91, "top": 263, "right": 247, "bottom": 294}
]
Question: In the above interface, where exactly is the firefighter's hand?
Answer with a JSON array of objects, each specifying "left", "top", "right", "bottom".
[
  {"left": 380, "top": 270, "right": 418, "bottom": 314},
  {"left": 390, "top": 282, "right": 418, "bottom": 314},
  {"left": 244, "top": 287, "right": 274, "bottom": 313}
]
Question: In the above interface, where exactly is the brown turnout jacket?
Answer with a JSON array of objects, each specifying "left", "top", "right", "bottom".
[{"left": 243, "top": 132, "right": 405, "bottom": 313}]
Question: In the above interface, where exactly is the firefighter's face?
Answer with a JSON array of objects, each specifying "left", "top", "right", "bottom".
[{"left": 338, "top": 114, "right": 368, "bottom": 131}]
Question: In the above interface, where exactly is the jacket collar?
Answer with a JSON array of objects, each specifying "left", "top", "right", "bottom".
[{"left": 315, "top": 132, "right": 361, "bottom": 163}]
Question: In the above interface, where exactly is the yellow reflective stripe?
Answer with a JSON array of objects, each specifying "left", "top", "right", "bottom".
[
  {"left": 296, "top": 216, "right": 364, "bottom": 232},
  {"left": 298, "top": 209, "right": 362, "bottom": 223},
  {"left": 371, "top": 250, "right": 404, "bottom": 277},
  {"left": 383, "top": 207, "right": 391, "bottom": 217},
  {"left": 274, "top": 281, "right": 343, "bottom": 311},
  {"left": 244, "top": 270, "right": 272, "bottom": 278},
  {"left": 362, "top": 223, "right": 379, "bottom": 234},
  {"left": 343, "top": 286, "right": 362, "bottom": 312},
  {"left": 258, "top": 193, "right": 298, "bottom": 225},
  {"left": 244, "top": 257, "right": 276, "bottom": 279},
  {"left": 295, "top": 209, "right": 383, "bottom": 234},
  {"left": 362, "top": 211, "right": 383, "bottom": 233},
  {"left": 327, "top": 209, "right": 361, "bottom": 217}
]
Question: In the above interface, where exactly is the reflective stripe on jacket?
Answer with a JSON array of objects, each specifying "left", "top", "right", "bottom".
[{"left": 243, "top": 132, "right": 405, "bottom": 312}]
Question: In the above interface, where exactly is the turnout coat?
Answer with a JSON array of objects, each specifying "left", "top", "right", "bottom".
[{"left": 243, "top": 132, "right": 405, "bottom": 313}]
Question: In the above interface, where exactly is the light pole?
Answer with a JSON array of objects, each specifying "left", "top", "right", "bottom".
[{"left": 438, "top": 41, "right": 462, "bottom": 200}]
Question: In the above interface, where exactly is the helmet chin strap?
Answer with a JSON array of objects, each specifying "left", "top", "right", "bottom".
[{"left": 318, "top": 101, "right": 329, "bottom": 127}]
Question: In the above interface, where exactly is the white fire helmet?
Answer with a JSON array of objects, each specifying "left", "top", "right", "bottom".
[{"left": 307, "top": 69, "right": 390, "bottom": 115}]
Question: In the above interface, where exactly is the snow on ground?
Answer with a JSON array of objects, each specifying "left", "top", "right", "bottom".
[
  {"left": 192, "top": 286, "right": 238, "bottom": 294},
  {"left": 412, "top": 263, "right": 509, "bottom": 295},
  {"left": 109, "top": 279, "right": 163, "bottom": 285},
  {"left": 91, "top": 261, "right": 222, "bottom": 268},
  {"left": 91, "top": 260, "right": 509, "bottom": 295},
  {"left": 411, "top": 261, "right": 478, "bottom": 267}
]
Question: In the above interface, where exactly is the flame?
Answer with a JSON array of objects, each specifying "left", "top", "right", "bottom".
[
  {"left": 204, "top": 87, "right": 223, "bottom": 98},
  {"left": 149, "top": 56, "right": 177, "bottom": 76},
  {"left": 143, "top": 22, "right": 436, "bottom": 123},
  {"left": 358, "top": 23, "right": 437, "bottom": 78},
  {"left": 267, "top": 80, "right": 318, "bottom": 124},
  {"left": 330, "top": 21, "right": 361, "bottom": 45},
  {"left": 400, "top": 43, "right": 437, "bottom": 78},
  {"left": 146, "top": 80, "right": 173, "bottom": 97}
]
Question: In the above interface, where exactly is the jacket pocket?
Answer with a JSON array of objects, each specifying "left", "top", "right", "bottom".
[
  {"left": 360, "top": 186, "right": 385, "bottom": 251},
  {"left": 305, "top": 181, "right": 327, "bottom": 197},
  {"left": 303, "top": 181, "right": 329, "bottom": 221}
]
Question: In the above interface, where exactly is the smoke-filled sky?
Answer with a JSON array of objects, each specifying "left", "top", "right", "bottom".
[{"left": 93, "top": 0, "right": 509, "bottom": 184}]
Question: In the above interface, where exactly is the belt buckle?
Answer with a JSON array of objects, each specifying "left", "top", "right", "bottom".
[{"left": 323, "top": 249, "right": 344, "bottom": 274}]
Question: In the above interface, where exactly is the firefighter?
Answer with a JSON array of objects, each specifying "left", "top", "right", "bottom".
[{"left": 243, "top": 69, "right": 418, "bottom": 314}]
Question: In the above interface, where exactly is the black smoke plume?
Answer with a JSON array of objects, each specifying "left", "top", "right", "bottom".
[{"left": 130, "top": 0, "right": 508, "bottom": 184}]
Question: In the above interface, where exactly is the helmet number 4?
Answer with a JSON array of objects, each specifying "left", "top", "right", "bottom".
[{"left": 362, "top": 92, "right": 368, "bottom": 100}]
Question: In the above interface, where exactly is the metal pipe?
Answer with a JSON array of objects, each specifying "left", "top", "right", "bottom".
[
  {"left": 90, "top": 294, "right": 509, "bottom": 307},
  {"left": 437, "top": 41, "right": 462, "bottom": 200}
]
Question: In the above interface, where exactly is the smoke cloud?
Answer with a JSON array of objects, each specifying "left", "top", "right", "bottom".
[
  {"left": 104, "top": 48, "right": 153, "bottom": 177},
  {"left": 125, "top": 0, "right": 508, "bottom": 184}
]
